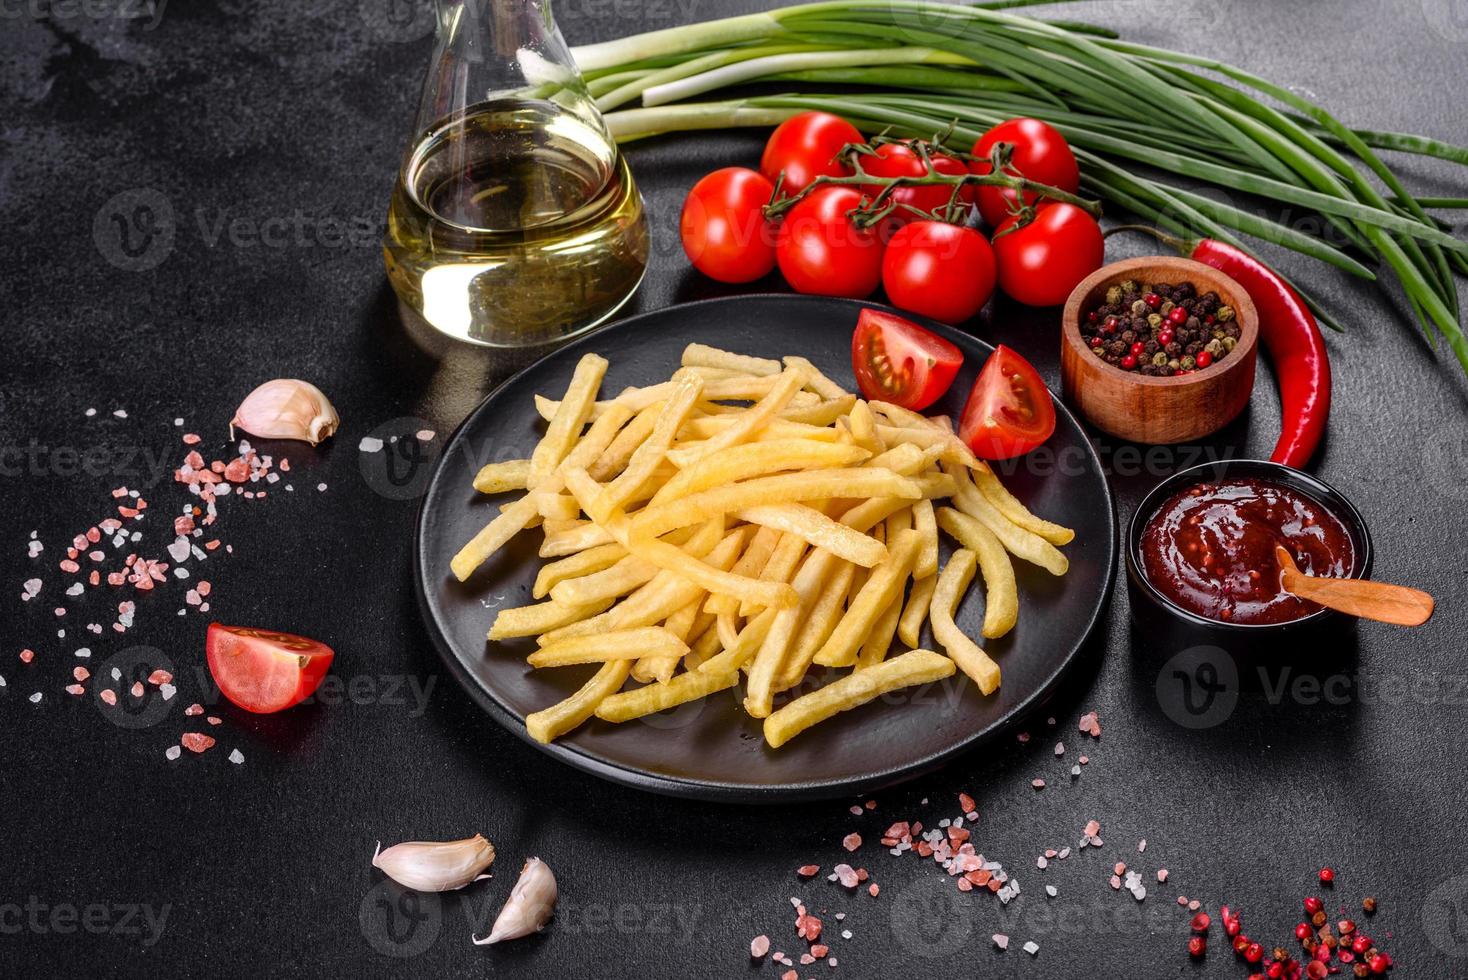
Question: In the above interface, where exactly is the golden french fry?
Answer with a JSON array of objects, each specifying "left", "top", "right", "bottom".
[
  {"left": 550, "top": 553, "right": 659, "bottom": 606},
  {"left": 936, "top": 507, "right": 1019, "bottom": 639},
  {"left": 452, "top": 494, "right": 539, "bottom": 581},
  {"left": 846, "top": 399, "right": 883, "bottom": 454},
  {"left": 783, "top": 395, "right": 856, "bottom": 427},
  {"left": 652, "top": 440, "right": 870, "bottom": 506},
  {"left": 595, "top": 668, "right": 739, "bottom": 723},
  {"left": 539, "top": 521, "right": 617, "bottom": 558},
  {"left": 744, "top": 544, "right": 841, "bottom": 717},
  {"left": 970, "top": 462, "right": 1075, "bottom": 546},
  {"left": 783, "top": 355, "right": 850, "bottom": 399},
  {"left": 912, "top": 498, "right": 939, "bottom": 580},
  {"left": 602, "top": 374, "right": 703, "bottom": 511},
  {"left": 930, "top": 549, "right": 1001, "bottom": 695},
  {"left": 528, "top": 627, "right": 688, "bottom": 668},
  {"left": 684, "top": 617, "right": 725, "bottom": 669},
  {"left": 529, "top": 353, "right": 608, "bottom": 486},
  {"left": 885, "top": 506, "right": 911, "bottom": 537},
  {"left": 707, "top": 525, "right": 781, "bottom": 617},
  {"left": 857, "top": 592, "right": 903, "bottom": 669},
  {"left": 777, "top": 560, "right": 856, "bottom": 691},
  {"left": 588, "top": 404, "right": 659, "bottom": 481},
  {"left": 739, "top": 532, "right": 807, "bottom": 619},
  {"left": 533, "top": 542, "right": 627, "bottom": 599},
  {"left": 536, "top": 493, "right": 581, "bottom": 521},
  {"left": 763, "top": 649, "right": 956, "bottom": 748},
  {"left": 679, "top": 416, "right": 843, "bottom": 444},
  {"left": 632, "top": 469, "right": 922, "bottom": 539},
  {"left": 473, "top": 459, "right": 530, "bottom": 494},
  {"left": 525, "top": 660, "right": 630, "bottom": 744},
  {"left": 897, "top": 573, "right": 936, "bottom": 648},
  {"left": 488, "top": 596, "right": 615, "bottom": 640},
  {"left": 946, "top": 462, "right": 1068, "bottom": 575},
  {"left": 737, "top": 504, "right": 888, "bottom": 568},
  {"left": 813, "top": 529, "right": 920, "bottom": 669},
  {"left": 682, "top": 343, "right": 781, "bottom": 376},
  {"left": 677, "top": 367, "right": 806, "bottom": 466}
]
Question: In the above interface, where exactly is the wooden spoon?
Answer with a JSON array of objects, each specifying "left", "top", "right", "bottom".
[{"left": 1274, "top": 545, "right": 1434, "bottom": 627}]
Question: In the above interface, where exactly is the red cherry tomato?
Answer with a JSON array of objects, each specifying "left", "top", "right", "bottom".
[
  {"left": 993, "top": 203, "right": 1104, "bottom": 307},
  {"left": 970, "top": 118, "right": 1080, "bottom": 228},
  {"left": 760, "top": 111, "right": 864, "bottom": 193},
  {"left": 882, "top": 221, "right": 996, "bottom": 324},
  {"left": 862, "top": 141, "right": 973, "bottom": 222},
  {"left": 206, "top": 623, "right": 335, "bottom": 714},
  {"left": 680, "top": 167, "right": 777, "bottom": 284},
  {"left": 850, "top": 307, "right": 963, "bottom": 411},
  {"left": 776, "top": 186, "right": 886, "bottom": 298},
  {"left": 958, "top": 344, "right": 1057, "bottom": 459}
]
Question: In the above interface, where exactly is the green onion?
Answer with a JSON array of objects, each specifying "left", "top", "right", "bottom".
[{"left": 573, "top": 1, "right": 1468, "bottom": 379}]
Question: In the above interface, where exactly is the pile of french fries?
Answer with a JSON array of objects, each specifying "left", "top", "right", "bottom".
[{"left": 451, "top": 344, "right": 1075, "bottom": 748}]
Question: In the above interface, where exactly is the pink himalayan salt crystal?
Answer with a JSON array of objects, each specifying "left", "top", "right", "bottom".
[{"left": 750, "top": 935, "right": 770, "bottom": 959}]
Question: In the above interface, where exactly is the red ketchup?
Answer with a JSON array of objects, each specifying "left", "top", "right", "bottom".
[{"left": 1140, "top": 478, "right": 1354, "bottom": 625}]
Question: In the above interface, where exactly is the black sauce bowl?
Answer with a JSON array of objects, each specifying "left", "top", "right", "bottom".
[{"left": 1125, "top": 459, "right": 1373, "bottom": 639}]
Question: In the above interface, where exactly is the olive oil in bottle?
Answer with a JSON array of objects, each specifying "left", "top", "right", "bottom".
[{"left": 385, "top": 98, "right": 648, "bottom": 347}]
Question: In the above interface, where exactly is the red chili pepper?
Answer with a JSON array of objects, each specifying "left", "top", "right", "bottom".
[{"left": 1108, "top": 227, "right": 1332, "bottom": 468}]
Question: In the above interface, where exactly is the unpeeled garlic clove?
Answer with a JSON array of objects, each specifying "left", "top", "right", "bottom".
[
  {"left": 474, "top": 857, "right": 556, "bottom": 945},
  {"left": 372, "top": 834, "right": 496, "bottom": 892},
  {"left": 230, "top": 379, "right": 340, "bottom": 445}
]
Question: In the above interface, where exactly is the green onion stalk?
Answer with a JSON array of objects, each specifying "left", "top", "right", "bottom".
[{"left": 571, "top": 0, "right": 1468, "bottom": 377}]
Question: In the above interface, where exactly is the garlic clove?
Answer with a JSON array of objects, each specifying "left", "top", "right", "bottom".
[
  {"left": 474, "top": 857, "right": 557, "bottom": 945},
  {"left": 230, "top": 379, "right": 340, "bottom": 446},
  {"left": 371, "top": 834, "right": 496, "bottom": 892}
]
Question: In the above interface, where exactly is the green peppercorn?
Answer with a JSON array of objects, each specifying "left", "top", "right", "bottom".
[
  {"left": 1205, "top": 339, "right": 1223, "bottom": 356},
  {"left": 1106, "top": 286, "right": 1122, "bottom": 305},
  {"left": 1180, "top": 355, "right": 1196, "bottom": 370},
  {"left": 1119, "top": 279, "right": 1137, "bottom": 294},
  {"left": 1152, "top": 352, "right": 1168, "bottom": 367},
  {"left": 1212, "top": 329, "right": 1226, "bottom": 341},
  {"left": 1222, "top": 336, "right": 1237, "bottom": 352},
  {"left": 1148, "top": 313, "right": 1164, "bottom": 329},
  {"left": 1159, "top": 300, "right": 1175, "bottom": 316},
  {"left": 1130, "top": 299, "right": 1147, "bottom": 316},
  {"left": 1216, "top": 305, "right": 1235, "bottom": 323},
  {"left": 1167, "top": 358, "right": 1180, "bottom": 371}
]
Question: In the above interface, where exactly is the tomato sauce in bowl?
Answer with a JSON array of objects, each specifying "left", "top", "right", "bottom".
[{"left": 1139, "top": 477, "right": 1355, "bottom": 626}]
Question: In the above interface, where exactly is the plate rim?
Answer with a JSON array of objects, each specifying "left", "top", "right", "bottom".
[{"left": 412, "top": 294, "right": 1117, "bottom": 803}]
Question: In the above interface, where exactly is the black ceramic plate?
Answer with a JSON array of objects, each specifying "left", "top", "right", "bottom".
[{"left": 414, "top": 295, "right": 1115, "bottom": 802}]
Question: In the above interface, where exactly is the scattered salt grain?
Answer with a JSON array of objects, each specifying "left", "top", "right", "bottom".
[
  {"left": 751, "top": 936, "right": 770, "bottom": 959},
  {"left": 1022, "top": 941, "right": 1039, "bottom": 956},
  {"left": 1045, "top": 885, "right": 1057, "bottom": 898},
  {"left": 992, "top": 934, "right": 1008, "bottom": 950},
  {"left": 416, "top": 429, "right": 435, "bottom": 442},
  {"left": 1054, "top": 741, "right": 1064, "bottom": 756},
  {"left": 358, "top": 436, "right": 384, "bottom": 453},
  {"left": 228, "top": 749, "right": 244, "bottom": 765},
  {"left": 842, "top": 833, "right": 861, "bottom": 852},
  {"left": 29, "top": 692, "right": 41, "bottom": 703},
  {"left": 113, "top": 409, "right": 127, "bottom": 418},
  {"left": 165, "top": 745, "right": 181, "bottom": 761}
]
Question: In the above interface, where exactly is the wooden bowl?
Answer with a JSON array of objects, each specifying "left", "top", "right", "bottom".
[{"left": 1060, "top": 256, "right": 1259, "bottom": 445}]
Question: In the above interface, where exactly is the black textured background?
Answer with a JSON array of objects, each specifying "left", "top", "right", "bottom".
[{"left": 3, "top": 1, "right": 1468, "bottom": 977}]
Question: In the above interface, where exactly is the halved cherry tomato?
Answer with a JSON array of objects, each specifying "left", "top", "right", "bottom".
[
  {"left": 882, "top": 221, "right": 996, "bottom": 324},
  {"left": 776, "top": 186, "right": 886, "bottom": 299},
  {"left": 760, "top": 111, "right": 864, "bottom": 193},
  {"left": 862, "top": 141, "right": 973, "bottom": 222},
  {"left": 970, "top": 118, "right": 1080, "bottom": 228},
  {"left": 680, "top": 167, "right": 777, "bottom": 284},
  {"left": 851, "top": 308, "right": 963, "bottom": 411},
  {"left": 993, "top": 202, "right": 1104, "bottom": 307},
  {"left": 206, "top": 623, "right": 335, "bottom": 714},
  {"left": 958, "top": 344, "right": 1057, "bottom": 459}
]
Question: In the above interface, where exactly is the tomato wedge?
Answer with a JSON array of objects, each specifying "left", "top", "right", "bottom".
[
  {"left": 206, "top": 623, "right": 335, "bottom": 714},
  {"left": 851, "top": 308, "right": 963, "bottom": 411},
  {"left": 958, "top": 344, "right": 1057, "bottom": 459}
]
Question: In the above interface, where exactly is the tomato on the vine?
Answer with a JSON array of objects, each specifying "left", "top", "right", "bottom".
[
  {"left": 992, "top": 202, "right": 1104, "bottom": 307},
  {"left": 761, "top": 111, "right": 864, "bottom": 193},
  {"left": 862, "top": 141, "right": 973, "bottom": 222},
  {"left": 958, "top": 344, "right": 1057, "bottom": 460},
  {"left": 970, "top": 118, "right": 1080, "bottom": 228},
  {"left": 679, "top": 167, "right": 778, "bottom": 284},
  {"left": 776, "top": 186, "right": 886, "bottom": 299},
  {"left": 882, "top": 221, "right": 996, "bottom": 324},
  {"left": 850, "top": 307, "right": 963, "bottom": 411},
  {"left": 206, "top": 623, "right": 335, "bottom": 714}
]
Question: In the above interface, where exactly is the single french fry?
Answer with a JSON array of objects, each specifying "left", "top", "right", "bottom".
[
  {"left": 550, "top": 553, "right": 659, "bottom": 606},
  {"left": 539, "top": 521, "right": 617, "bottom": 558},
  {"left": 682, "top": 343, "right": 781, "bottom": 376},
  {"left": 525, "top": 660, "right": 630, "bottom": 744},
  {"left": 536, "top": 493, "right": 581, "bottom": 521},
  {"left": 946, "top": 462, "right": 1068, "bottom": 575},
  {"left": 684, "top": 616, "right": 725, "bottom": 669},
  {"left": 970, "top": 462, "right": 1075, "bottom": 546},
  {"left": 813, "top": 529, "right": 920, "bottom": 669},
  {"left": 912, "top": 498, "right": 939, "bottom": 580},
  {"left": 678, "top": 367, "right": 806, "bottom": 466},
  {"left": 783, "top": 355, "right": 850, "bottom": 399},
  {"left": 679, "top": 416, "right": 844, "bottom": 444},
  {"left": 744, "top": 546, "right": 839, "bottom": 718},
  {"left": 533, "top": 542, "right": 627, "bottom": 599},
  {"left": 737, "top": 504, "right": 889, "bottom": 568},
  {"left": 846, "top": 399, "right": 883, "bottom": 454},
  {"left": 529, "top": 353, "right": 608, "bottom": 486},
  {"left": 452, "top": 494, "right": 539, "bottom": 581},
  {"left": 897, "top": 573, "right": 936, "bottom": 648},
  {"left": 778, "top": 560, "right": 856, "bottom": 691},
  {"left": 857, "top": 591, "right": 903, "bottom": 669},
  {"left": 886, "top": 506, "right": 912, "bottom": 537},
  {"left": 473, "top": 458, "right": 531, "bottom": 494},
  {"left": 716, "top": 611, "right": 742, "bottom": 651},
  {"left": 763, "top": 650, "right": 956, "bottom": 748},
  {"left": 930, "top": 549, "right": 1001, "bottom": 695},
  {"left": 936, "top": 507, "right": 1019, "bottom": 639},
  {"left": 653, "top": 440, "right": 869, "bottom": 506},
  {"left": 529, "top": 627, "right": 688, "bottom": 668},
  {"left": 487, "top": 596, "right": 615, "bottom": 640},
  {"left": 595, "top": 667, "right": 739, "bottom": 723},
  {"left": 588, "top": 403, "right": 659, "bottom": 481},
  {"left": 783, "top": 395, "right": 856, "bottom": 427},
  {"left": 632, "top": 469, "right": 922, "bottom": 539}
]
